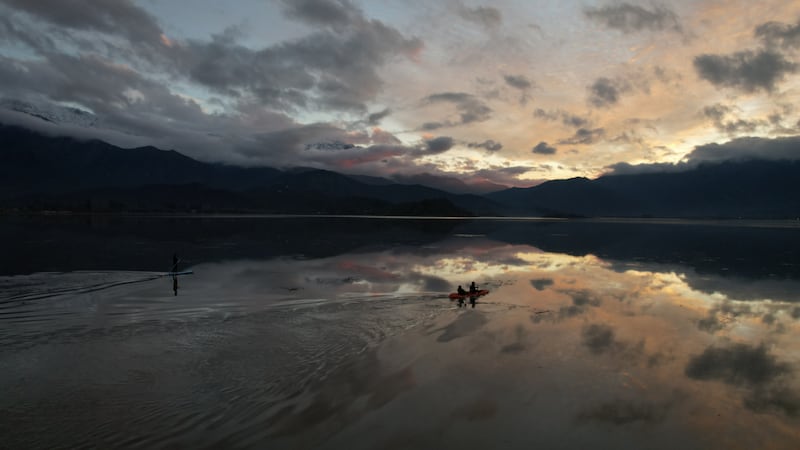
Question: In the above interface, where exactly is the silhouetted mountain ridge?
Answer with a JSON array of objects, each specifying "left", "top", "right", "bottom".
[
  {"left": 2, "top": 123, "right": 799, "bottom": 218},
  {"left": 489, "top": 159, "right": 800, "bottom": 218},
  {"left": 0, "top": 124, "right": 495, "bottom": 215}
]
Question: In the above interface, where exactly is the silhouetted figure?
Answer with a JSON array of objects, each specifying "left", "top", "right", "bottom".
[
  {"left": 469, "top": 281, "right": 478, "bottom": 294},
  {"left": 470, "top": 295, "right": 477, "bottom": 308},
  {"left": 172, "top": 253, "right": 179, "bottom": 296},
  {"left": 457, "top": 285, "right": 467, "bottom": 296}
]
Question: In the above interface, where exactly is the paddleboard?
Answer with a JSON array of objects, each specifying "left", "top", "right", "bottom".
[{"left": 163, "top": 270, "right": 194, "bottom": 277}]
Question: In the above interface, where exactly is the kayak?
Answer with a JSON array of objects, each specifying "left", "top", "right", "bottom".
[{"left": 448, "top": 289, "right": 489, "bottom": 300}]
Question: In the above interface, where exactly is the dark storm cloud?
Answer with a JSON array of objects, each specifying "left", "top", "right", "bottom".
[
  {"left": 468, "top": 139, "right": 503, "bottom": 152},
  {"left": 0, "top": 53, "right": 213, "bottom": 136},
  {"left": 755, "top": 18, "right": 800, "bottom": 50},
  {"left": 558, "top": 128, "right": 606, "bottom": 145},
  {"left": 176, "top": 18, "right": 423, "bottom": 112},
  {"left": 425, "top": 136, "right": 455, "bottom": 153},
  {"left": 530, "top": 278, "right": 554, "bottom": 291},
  {"left": 534, "top": 108, "right": 590, "bottom": 128},
  {"left": 2, "top": 0, "right": 423, "bottom": 115},
  {"left": 693, "top": 50, "right": 797, "bottom": 93},
  {"left": 685, "top": 343, "right": 790, "bottom": 386},
  {"left": 423, "top": 92, "right": 492, "bottom": 126},
  {"left": 583, "top": 3, "right": 682, "bottom": 34},
  {"left": 504, "top": 74, "right": 532, "bottom": 90},
  {"left": 532, "top": 141, "right": 557, "bottom": 155},
  {"left": 458, "top": 5, "right": 502, "bottom": 29},
  {"left": 367, "top": 108, "right": 391, "bottom": 125},
  {"left": 0, "top": 0, "right": 164, "bottom": 46},
  {"left": 588, "top": 77, "right": 631, "bottom": 108}
]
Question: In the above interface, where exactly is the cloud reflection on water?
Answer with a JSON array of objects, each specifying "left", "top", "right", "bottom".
[{"left": 4, "top": 218, "right": 800, "bottom": 448}]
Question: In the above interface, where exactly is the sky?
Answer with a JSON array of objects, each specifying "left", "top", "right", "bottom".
[{"left": 1, "top": 0, "right": 799, "bottom": 188}]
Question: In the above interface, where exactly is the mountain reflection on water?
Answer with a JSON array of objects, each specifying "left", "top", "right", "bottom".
[{"left": 1, "top": 216, "right": 799, "bottom": 449}]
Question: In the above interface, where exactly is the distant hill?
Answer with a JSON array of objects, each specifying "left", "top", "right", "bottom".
[
  {"left": 3, "top": 123, "right": 799, "bottom": 218},
  {"left": 488, "top": 159, "right": 800, "bottom": 218},
  {"left": 0, "top": 124, "right": 498, "bottom": 216}
]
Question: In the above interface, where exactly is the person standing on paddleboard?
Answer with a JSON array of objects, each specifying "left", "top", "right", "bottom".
[{"left": 172, "top": 253, "right": 179, "bottom": 296}]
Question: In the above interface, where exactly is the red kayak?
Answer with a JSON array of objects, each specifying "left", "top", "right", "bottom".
[{"left": 448, "top": 289, "right": 489, "bottom": 300}]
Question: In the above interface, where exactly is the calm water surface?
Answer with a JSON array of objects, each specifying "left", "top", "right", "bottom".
[{"left": 1, "top": 216, "right": 799, "bottom": 449}]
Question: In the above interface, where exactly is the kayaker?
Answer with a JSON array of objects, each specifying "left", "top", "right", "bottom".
[
  {"left": 469, "top": 281, "right": 478, "bottom": 294},
  {"left": 457, "top": 285, "right": 467, "bottom": 296}
]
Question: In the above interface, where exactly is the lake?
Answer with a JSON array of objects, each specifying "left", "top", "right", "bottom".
[{"left": 1, "top": 215, "right": 800, "bottom": 449}]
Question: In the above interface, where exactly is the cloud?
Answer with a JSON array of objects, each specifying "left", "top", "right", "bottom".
[
  {"left": 604, "top": 134, "right": 800, "bottom": 176},
  {"left": 423, "top": 92, "right": 492, "bottom": 126},
  {"left": 570, "top": 290, "right": 602, "bottom": 307},
  {"left": 532, "top": 141, "right": 557, "bottom": 155},
  {"left": 468, "top": 139, "right": 503, "bottom": 152},
  {"left": 534, "top": 108, "right": 590, "bottom": 128},
  {"left": 744, "top": 387, "right": 800, "bottom": 417},
  {"left": 278, "top": 0, "right": 361, "bottom": 30},
  {"left": 558, "top": 128, "right": 606, "bottom": 145},
  {"left": 685, "top": 343, "right": 790, "bottom": 386},
  {"left": 367, "top": 108, "right": 391, "bottom": 125},
  {"left": 534, "top": 289, "right": 605, "bottom": 324},
  {"left": 582, "top": 323, "right": 616, "bottom": 354},
  {"left": 685, "top": 342, "right": 800, "bottom": 417},
  {"left": 0, "top": 0, "right": 164, "bottom": 47},
  {"left": 697, "top": 301, "right": 753, "bottom": 334},
  {"left": 370, "top": 127, "right": 401, "bottom": 145},
  {"left": 686, "top": 135, "right": 800, "bottom": 163},
  {"left": 503, "top": 74, "right": 532, "bottom": 90},
  {"left": 702, "top": 103, "right": 767, "bottom": 135},
  {"left": 755, "top": 18, "right": 800, "bottom": 50},
  {"left": 457, "top": 5, "right": 502, "bottom": 29},
  {"left": 503, "top": 74, "right": 533, "bottom": 104},
  {"left": 576, "top": 399, "right": 671, "bottom": 425},
  {"left": 530, "top": 278, "right": 554, "bottom": 291},
  {"left": 1, "top": 0, "right": 423, "bottom": 115},
  {"left": 425, "top": 136, "right": 455, "bottom": 153},
  {"left": 693, "top": 50, "right": 797, "bottom": 93},
  {"left": 588, "top": 77, "right": 632, "bottom": 108},
  {"left": 421, "top": 121, "right": 446, "bottom": 131},
  {"left": 583, "top": 3, "right": 682, "bottom": 34}
]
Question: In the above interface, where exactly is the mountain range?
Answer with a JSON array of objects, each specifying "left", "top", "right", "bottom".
[{"left": 1, "top": 123, "right": 799, "bottom": 218}]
